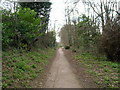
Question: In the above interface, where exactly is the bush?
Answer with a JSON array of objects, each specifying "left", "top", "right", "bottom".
[
  {"left": 65, "top": 46, "right": 70, "bottom": 49},
  {"left": 72, "top": 49, "right": 77, "bottom": 52},
  {"left": 98, "top": 19, "right": 120, "bottom": 62},
  {"left": 2, "top": 8, "right": 41, "bottom": 50}
]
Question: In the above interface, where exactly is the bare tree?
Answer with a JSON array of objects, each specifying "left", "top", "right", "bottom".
[{"left": 82, "top": 0, "right": 118, "bottom": 32}]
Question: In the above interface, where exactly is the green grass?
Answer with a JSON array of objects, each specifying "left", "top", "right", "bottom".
[
  {"left": 75, "top": 52, "right": 119, "bottom": 88},
  {"left": 2, "top": 48, "right": 55, "bottom": 88}
]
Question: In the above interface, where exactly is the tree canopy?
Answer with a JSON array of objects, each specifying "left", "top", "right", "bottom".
[{"left": 18, "top": 2, "right": 52, "bottom": 33}]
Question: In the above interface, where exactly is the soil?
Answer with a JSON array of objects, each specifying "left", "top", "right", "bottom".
[{"left": 63, "top": 48, "right": 98, "bottom": 88}]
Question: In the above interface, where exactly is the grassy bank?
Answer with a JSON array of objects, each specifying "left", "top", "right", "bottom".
[
  {"left": 2, "top": 48, "right": 55, "bottom": 88},
  {"left": 75, "top": 53, "right": 119, "bottom": 88}
]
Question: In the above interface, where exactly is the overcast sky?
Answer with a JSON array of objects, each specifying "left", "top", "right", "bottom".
[{"left": 49, "top": 0, "right": 66, "bottom": 42}]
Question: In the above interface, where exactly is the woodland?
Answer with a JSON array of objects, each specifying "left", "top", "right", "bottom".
[{"left": 1, "top": 0, "right": 120, "bottom": 88}]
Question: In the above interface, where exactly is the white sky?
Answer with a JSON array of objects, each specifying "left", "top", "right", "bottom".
[
  {"left": 49, "top": 0, "right": 65, "bottom": 29},
  {"left": 49, "top": 0, "right": 66, "bottom": 42}
]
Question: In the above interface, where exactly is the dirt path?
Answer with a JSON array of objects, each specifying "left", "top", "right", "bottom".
[{"left": 44, "top": 48, "right": 81, "bottom": 88}]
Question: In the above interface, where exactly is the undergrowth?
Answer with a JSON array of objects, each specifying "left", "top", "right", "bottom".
[
  {"left": 2, "top": 48, "right": 55, "bottom": 88},
  {"left": 75, "top": 52, "right": 119, "bottom": 88}
]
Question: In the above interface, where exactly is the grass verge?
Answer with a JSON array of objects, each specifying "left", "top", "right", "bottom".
[
  {"left": 2, "top": 48, "right": 55, "bottom": 88},
  {"left": 75, "top": 52, "right": 119, "bottom": 88}
]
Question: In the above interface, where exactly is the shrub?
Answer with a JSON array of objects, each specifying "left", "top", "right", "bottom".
[
  {"left": 98, "top": 19, "right": 120, "bottom": 62},
  {"left": 72, "top": 49, "right": 77, "bottom": 52},
  {"left": 65, "top": 46, "right": 70, "bottom": 49},
  {"left": 2, "top": 8, "right": 41, "bottom": 50}
]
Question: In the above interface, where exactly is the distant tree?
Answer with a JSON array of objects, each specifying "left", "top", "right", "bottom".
[
  {"left": 76, "top": 15, "right": 100, "bottom": 52},
  {"left": 60, "top": 24, "right": 74, "bottom": 47},
  {"left": 34, "top": 31, "right": 56, "bottom": 48}
]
